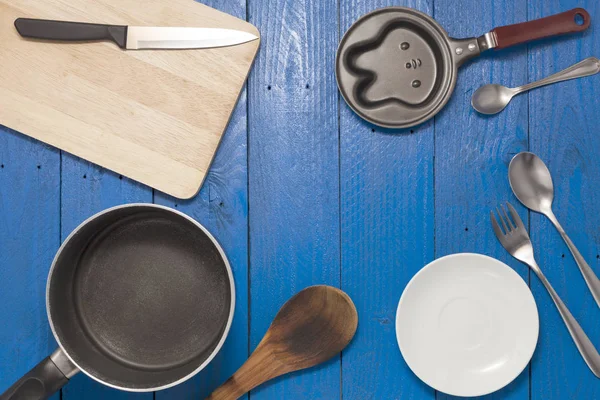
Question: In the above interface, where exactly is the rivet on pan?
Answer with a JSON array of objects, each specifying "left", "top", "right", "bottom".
[
  {"left": 400, "top": 42, "right": 410, "bottom": 50},
  {"left": 468, "top": 43, "right": 476, "bottom": 52},
  {"left": 455, "top": 47, "right": 463, "bottom": 55},
  {"left": 412, "top": 80, "right": 421, "bottom": 88},
  {"left": 406, "top": 62, "right": 412, "bottom": 69}
]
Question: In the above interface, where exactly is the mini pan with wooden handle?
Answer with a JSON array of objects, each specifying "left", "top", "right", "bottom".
[
  {"left": 336, "top": 7, "right": 591, "bottom": 129},
  {"left": 0, "top": 204, "right": 235, "bottom": 399}
]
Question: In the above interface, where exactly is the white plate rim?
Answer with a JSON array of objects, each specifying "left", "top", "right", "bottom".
[{"left": 395, "top": 252, "right": 539, "bottom": 397}]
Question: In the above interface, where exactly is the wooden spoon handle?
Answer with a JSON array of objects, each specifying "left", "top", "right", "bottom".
[
  {"left": 205, "top": 346, "right": 282, "bottom": 400},
  {"left": 205, "top": 376, "right": 249, "bottom": 400}
]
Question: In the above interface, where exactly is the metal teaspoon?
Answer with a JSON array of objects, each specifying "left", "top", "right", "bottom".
[
  {"left": 509, "top": 152, "right": 600, "bottom": 308},
  {"left": 472, "top": 57, "right": 600, "bottom": 115}
]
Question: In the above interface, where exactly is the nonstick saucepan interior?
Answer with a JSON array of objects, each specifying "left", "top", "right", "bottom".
[
  {"left": 336, "top": 7, "right": 591, "bottom": 129},
  {"left": 0, "top": 204, "right": 235, "bottom": 400}
]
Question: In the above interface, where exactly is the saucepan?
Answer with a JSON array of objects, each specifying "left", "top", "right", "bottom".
[
  {"left": 336, "top": 7, "right": 591, "bottom": 128},
  {"left": 0, "top": 204, "right": 234, "bottom": 399}
]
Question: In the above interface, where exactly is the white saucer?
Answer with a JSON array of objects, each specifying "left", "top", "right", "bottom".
[{"left": 396, "top": 253, "right": 538, "bottom": 397}]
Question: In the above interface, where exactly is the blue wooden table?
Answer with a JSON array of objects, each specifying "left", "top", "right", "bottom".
[{"left": 2, "top": 0, "right": 600, "bottom": 398}]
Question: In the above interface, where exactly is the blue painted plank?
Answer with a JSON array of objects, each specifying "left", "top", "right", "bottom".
[
  {"left": 155, "top": 93, "right": 249, "bottom": 400},
  {"left": 4, "top": 1, "right": 600, "bottom": 400},
  {"left": 434, "top": 1, "right": 530, "bottom": 399},
  {"left": 59, "top": 156, "right": 152, "bottom": 400},
  {"left": 154, "top": 0, "right": 250, "bottom": 398},
  {"left": 247, "top": 0, "right": 341, "bottom": 397},
  {"left": 0, "top": 128, "right": 60, "bottom": 400},
  {"left": 338, "top": 0, "right": 435, "bottom": 398},
  {"left": 528, "top": 1, "right": 600, "bottom": 399}
]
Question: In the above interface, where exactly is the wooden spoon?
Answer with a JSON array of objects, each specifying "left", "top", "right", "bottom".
[{"left": 206, "top": 285, "right": 358, "bottom": 400}]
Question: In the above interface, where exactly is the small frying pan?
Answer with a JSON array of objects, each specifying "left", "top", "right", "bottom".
[
  {"left": 0, "top": 204, "right": 234, "bottom": 399},
  {"left": 336, "top": 7, "right": 591, "bottom": 129}
]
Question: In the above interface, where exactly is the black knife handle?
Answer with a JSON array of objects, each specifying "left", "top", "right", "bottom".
[{"left": 14, "top": 18, "right": 127, "bottom": 48}]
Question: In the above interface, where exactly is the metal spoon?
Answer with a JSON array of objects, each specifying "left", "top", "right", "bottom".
[
  {"left": 472, "top": 57, "right": 600, "bottom": 115},
  {"left": 509, "top": 152, "right": 600, "bottom": 308}
]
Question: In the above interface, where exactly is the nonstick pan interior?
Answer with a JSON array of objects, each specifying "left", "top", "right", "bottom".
[
  {"left": 337, "top": 7, "right": 456, "bottom": 129},
  {"left": 47, "top": 205, "right": 234, "bottom": 390}
]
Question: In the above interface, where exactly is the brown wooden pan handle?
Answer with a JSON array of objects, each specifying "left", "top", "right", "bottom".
[{"left": 491, "top": 8, "right": 590, "bottom": 50}]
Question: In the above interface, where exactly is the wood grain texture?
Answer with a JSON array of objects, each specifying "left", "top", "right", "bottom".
[
  {"left": 207, "top": 286, "right": 357, "bottom": 400},
  {"left": 528, "top": 1, "right": 600, "bottom": 399},
  {"left": 247, "top": 0, "right": 341, "bottom": 397},
  {"left": 154, "top": 0, "right": 250, "bottom": 397},
  {"left": 3, "top": 0, "right": 600, "bottom": 398},
  {"left": 339, "top": 0, "right": 435, "bottom": 399},
  {"left": 0, "top": 0, "right": 259, "bottom": 199},
  {"left": 434, "top": 1, "right": 529, "bottom": 398},
  {"left": 0, "top": 127, "right": 60, "bottom": 400}
]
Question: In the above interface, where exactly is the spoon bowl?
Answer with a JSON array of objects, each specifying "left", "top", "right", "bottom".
[
  {"left": 471, "top": 84, "right": 515, "bottom": 115},
  {"left": 206, "top": 286, "right": 358, "bottom": 400},
  {"left": 473, "top": 58, "right": 600, "bottom": 115},
  {"left": 509, "top": 152, "right": 555, "bottom": 213},
  {"left": 509, "top": 151, "right": 600, "bottom": 308}
]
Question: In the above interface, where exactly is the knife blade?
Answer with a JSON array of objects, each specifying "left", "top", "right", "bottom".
[
  {"left": 126, "top": 26, "right": 258, "bottom": 50},
  {"left": 14, "top": 18, "right": 259, "bottom": 50}
]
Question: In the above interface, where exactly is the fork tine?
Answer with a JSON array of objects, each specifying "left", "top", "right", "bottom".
[
  {"left": 490, "top": 211, "right": 506, "bottom": 240},
  {"left": 500, "top": 204, "right": 515, "bottom": 231},
  {"left": 496, "top": 207, "right": 509, "bottom": 233},
  {"left": 507, "top": 203, "right": 526, "bottom": 230},
  {"left": 492, "top": 203, "right": 535, "bottom": 266}
]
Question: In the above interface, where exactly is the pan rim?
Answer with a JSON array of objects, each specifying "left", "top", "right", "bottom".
[
  {"left": 336, "top": 6, "right": 457, "bottom": 129},
  {"left": 45, "top": 203, "right": 236, "bottom": 392}
]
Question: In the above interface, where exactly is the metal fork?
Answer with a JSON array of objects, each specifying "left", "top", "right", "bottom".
[{"left": 491, "top": 203, "right": 600, "bottom": 377}]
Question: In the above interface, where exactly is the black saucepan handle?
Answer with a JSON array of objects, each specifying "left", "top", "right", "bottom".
[
  {"left": 0, "top": 357, "right": 69, "bottom": 400},
  {"left": 14, "top": 18, "right": 128, "bottom": 48}
]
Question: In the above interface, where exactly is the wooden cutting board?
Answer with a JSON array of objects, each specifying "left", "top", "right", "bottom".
[{"left": 0, "top": 0, "right": 259, "bottom": 199}]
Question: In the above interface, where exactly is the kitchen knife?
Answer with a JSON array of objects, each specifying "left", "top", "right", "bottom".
[{"left": 14, "top": 18, "right": 259, "bottom": 49}]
